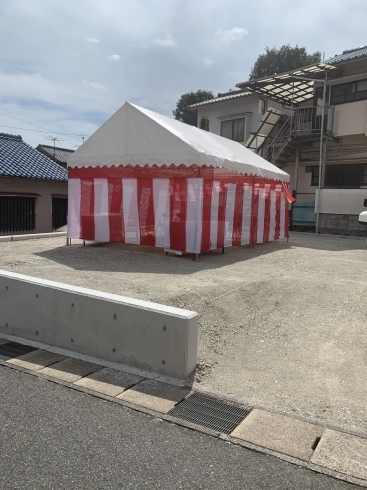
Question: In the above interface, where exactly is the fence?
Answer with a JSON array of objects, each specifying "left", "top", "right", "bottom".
[
  {"left": 0, "top": 196, "right": 36, "bottom": 233},
  {"left": 291, "top": 193, "right": 315, "bottom": 227}
]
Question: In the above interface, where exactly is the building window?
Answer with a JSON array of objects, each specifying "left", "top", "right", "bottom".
[
  {"left": 306, "top": 166, "right": 319, "bottom": 186},
  {"left": 325, "top": 163, "right": 367, "bottom": 188},
  {"left": 362, "top": 164, "right": 367, "bottom": 184},
  {"left": 0, "top": 196, "right": 36, "bottom": 233},
  {"left": 220, "top": 117, "right": 246, "bottom": 142},
  {"left": 331, "top": 79, "right": 367, "bottom": 105},
  {"left": 52, "top": 197, "right": 68, "bottom": 230}
]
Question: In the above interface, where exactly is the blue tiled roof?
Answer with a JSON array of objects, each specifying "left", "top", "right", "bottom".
[
  {"left": 0, "top": 133, "right": 67, "bottom": 181},
  {"left": 326, "top": 45, "right": 367, "bottom": 65}
]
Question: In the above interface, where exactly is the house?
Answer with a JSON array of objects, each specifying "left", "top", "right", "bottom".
[
  {"left": 0, "top": 133, "right": 68, "bottom": 235},
  {"left": 189, "top": 45, "right": 367, "bottom": 236},
  {"left": 188, "top": 89, "right": 290, "bottom": 150},
  {"left": 36, "top": 144, "right": 74, "bottom": 169}
]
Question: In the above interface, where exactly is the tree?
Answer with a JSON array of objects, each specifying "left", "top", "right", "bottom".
[
  {"left": 249, "top": 44, "right": 321, "bottom": 80},
  {"left": 173, "top": 89, "right": 214, "bottom": 126}
]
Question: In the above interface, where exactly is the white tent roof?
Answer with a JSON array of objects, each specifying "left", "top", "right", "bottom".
[{"left": 68, "top": 102, "right": 289, "bottom": 183}]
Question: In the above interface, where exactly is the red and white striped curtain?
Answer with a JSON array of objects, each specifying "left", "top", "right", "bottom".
[{"left": 68, "top": 175, "right": 289, "bottom": 253}]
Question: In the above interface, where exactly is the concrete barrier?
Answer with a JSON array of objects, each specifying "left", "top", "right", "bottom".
[
  {"left": 0, "top": 232, "right": 67, "bottom": 242},
  {"left": 0, "top": 270, "right": 198, "bottom": 379}
]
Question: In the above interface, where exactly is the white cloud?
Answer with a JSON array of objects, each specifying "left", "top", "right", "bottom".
[
  {"left": 215, "top": 27, "right": 248, "bottom": 43},
  {"left": 203, "top": 56, "right": 213, "bottom": 67},
  {"left": 79, "top": 79, "right": 106, "bottom": 91},
  {"left": 152, "top": 35, "right": 177, "bottom": 48},
  {"left": 85, "top": 37, "right": 100, "bottom": 43},
  {"left": 108, "top": 54, "right": 120, "bottom": 61}
]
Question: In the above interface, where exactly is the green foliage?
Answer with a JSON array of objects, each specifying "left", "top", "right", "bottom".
[
  {"left": 173, "top": 89, "right": 214, "bottom": 126},
  {"left": 200, "top": 118, "right": 210, "bottom": 131},
  {"left": 249, "top": 44, "right": 321, "bottom": 80}
]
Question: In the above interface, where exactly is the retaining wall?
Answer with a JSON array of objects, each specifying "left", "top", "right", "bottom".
[
  {"left": 0, "top": 270, "right": 198, "bottom": 379},
  {"left": 319, "top": 214, "right": 367, "bottom": 237},
  {"left": 0, "top": 232, "right": 67, "bottom": 242}
]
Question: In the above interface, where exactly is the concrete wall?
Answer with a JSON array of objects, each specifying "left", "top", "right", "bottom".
[
  {"left": 0, "top": 232, "right": 66, "bottom": 242},
  {"left": 0, "top": 177, "right": 68, "bottom": 236},
  {"left": 196, "top": 95, "right": 288, "bottom": 146},
  {"left": 318, "top": 213, "right": 367, "bottom": 236},
  {"left": 282, "top": 162, "right": 317, "bottom": 201},
  {"left": 0, "top": 270, "right": 198, "bottom": 379},
  {"left": 316, "top": 188, "right": 367, "bottom": 215},
  {"left": 333, "top": 100, "right": 367, "bottom": 137}
]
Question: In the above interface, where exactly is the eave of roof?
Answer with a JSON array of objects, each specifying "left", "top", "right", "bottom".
[
  {"left": 187, "top": 90, "right": 254, "bottom": 110},
  {"left": 326, "top": 45, "right": 367, "bottom": 65}
]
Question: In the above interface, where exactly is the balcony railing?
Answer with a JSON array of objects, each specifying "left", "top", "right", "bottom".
[
  {"left": 260, "top": 106, "right": 335, "bottom": 163},
  {"left": 291, "top": 106, "right": 334, "bottom": 136}
]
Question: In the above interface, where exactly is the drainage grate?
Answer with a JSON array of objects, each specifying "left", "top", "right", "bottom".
[
  {"left": 0, "top": 342, "right": 37, "bottom": 361},
  {"left": 168, "top": 391, "right": 252, "bottom": 434}
]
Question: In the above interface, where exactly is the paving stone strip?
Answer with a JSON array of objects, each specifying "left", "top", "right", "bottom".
[
  {"left": 74, "top": 367, "right": 144, "bottom": 397},
  {"left": 117, "top": 378, "right": 191, "bottom": 413},
  {"left": 37, "top": 357, "right": 102, "bottom": 383},
  {"left": 1, "top": 339, "right": 367, "bottom": 485},
  {"left": 7, "top": 349, "right": 65, "bottom": 371},
  {"left": 231, "top": 409, "right": 324, "bottom": 461},
  {"left": 311, "top": 429, "right": 367, "bottom": 482}
]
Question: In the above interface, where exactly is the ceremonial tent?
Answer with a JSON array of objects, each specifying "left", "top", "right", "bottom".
[{"left": 67, "top": 102, "right": 292, "bottom": 255}]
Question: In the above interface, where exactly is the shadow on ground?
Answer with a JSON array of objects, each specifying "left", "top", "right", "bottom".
[
  {"left": 289, "top": 233, "right": 367, "bottom": 252},
  {"left": 35, "top": 240, "right": 293, "bottom": 275}
]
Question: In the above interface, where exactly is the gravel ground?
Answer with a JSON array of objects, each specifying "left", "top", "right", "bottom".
[{"left": 0, "top": 233, "right": 366, "bottom": 434}]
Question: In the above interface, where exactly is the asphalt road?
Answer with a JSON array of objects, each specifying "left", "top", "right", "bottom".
[{"left": 0, "top": 366, "right": 359, "bottom": 490}]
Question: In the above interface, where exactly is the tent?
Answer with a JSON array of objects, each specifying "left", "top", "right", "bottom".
[{"left": 67, "top": 102, "right": 292, "bottom": 255}]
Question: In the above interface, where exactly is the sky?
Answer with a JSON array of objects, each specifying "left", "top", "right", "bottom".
[{"left": 1, "top": 0, "right": 367, "bottom": 149}]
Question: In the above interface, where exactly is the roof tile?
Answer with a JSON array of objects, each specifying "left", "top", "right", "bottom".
[
  {"left": 0, "top": 133, "right": 67, "bottom": 181},
  {"left": 326, "top": 45, "right": 367, "bottom": 64},
  {"left": 187, "top": 91, "right": 253, "bottom": 109},
  {"left": 36, "top": 144, "right": 74, "bottom": 166}
]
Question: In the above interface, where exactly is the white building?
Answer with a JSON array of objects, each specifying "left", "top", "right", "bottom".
[
  {"left": 188, "top": 45, "right": 367, "bottom": 236},
  {"left": 189, "top": 90, "right": 289, "bottom": 150}
]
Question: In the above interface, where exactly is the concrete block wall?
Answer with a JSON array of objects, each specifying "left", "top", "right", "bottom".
[
  {"left": 0, "top": 270, "right": 198, "bottom": 379},
  {"left": 319, "top": 214, "right": 367, "bottom": 236}
]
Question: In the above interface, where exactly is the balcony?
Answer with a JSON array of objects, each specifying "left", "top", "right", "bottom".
[{"left": 291, "top": 106, "right": 334, "bottom": 138}]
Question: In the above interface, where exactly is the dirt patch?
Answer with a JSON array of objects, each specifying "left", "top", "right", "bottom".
[{"left": 0, "top": 233, "right": 366, "bottom": 433}]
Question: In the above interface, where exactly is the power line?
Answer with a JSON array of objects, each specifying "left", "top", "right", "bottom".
[
  {"left": 0, "top": 111, "right": 87, "bottom": 138},
  {"left": 0, "top": 124, "right": 83, "bottom": 142}
]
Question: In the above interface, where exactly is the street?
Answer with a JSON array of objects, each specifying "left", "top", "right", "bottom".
[{"left": 0, "top": 365, "right": 359, "bottom": 490}]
